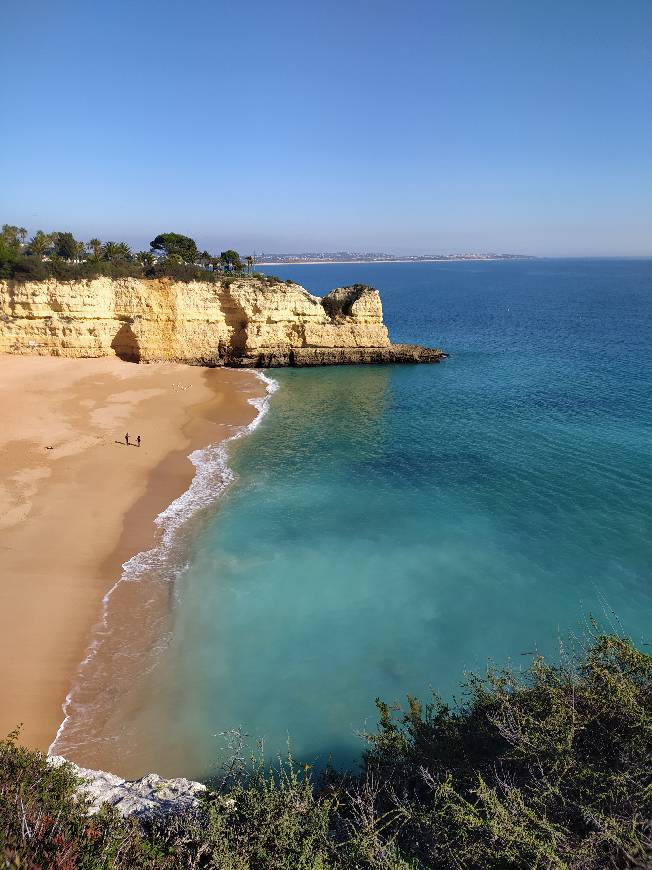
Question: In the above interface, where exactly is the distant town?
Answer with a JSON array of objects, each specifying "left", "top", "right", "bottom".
[{"left": 254, "top": 251, "right": 536, "bottom": 265}]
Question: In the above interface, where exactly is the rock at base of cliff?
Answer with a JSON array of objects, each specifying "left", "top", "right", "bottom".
[
  {"left": 47, "top": 755, "right": 206, "bottom": 821},
  {"left": 229, "top": 344, "right": 449, "bottom": 368}
]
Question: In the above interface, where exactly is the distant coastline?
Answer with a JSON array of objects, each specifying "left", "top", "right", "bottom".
[
  {"left": 255, "top": 258, "right": 532, "bottom": 266},
  {"left": 255, "top": 253, "right": 536, "bottom": 266}
]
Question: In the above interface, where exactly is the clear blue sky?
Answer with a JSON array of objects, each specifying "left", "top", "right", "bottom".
[{"left": 2, "top": 0, "right": 651, "bottom": 256}]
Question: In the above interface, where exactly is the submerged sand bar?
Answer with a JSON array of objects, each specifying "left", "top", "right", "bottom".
[{"left": 0, "top": 354, "right": 265, "bottom": 751}]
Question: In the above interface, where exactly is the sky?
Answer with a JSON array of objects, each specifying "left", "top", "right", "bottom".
[{"left": 2, "top": 0, "right": 651, "bottom": 256}]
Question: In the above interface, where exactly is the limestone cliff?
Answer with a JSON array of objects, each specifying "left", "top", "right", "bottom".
[{"left": 0, "top": 277, "right": 446, "bottom": 366}]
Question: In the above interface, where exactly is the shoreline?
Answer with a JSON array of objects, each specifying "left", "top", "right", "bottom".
[
  {"left": 49, "top": 369, "right": 277, "bottom": 777},
  {"left": 0, "top": 355, "right": 267, "bottom": 758}
]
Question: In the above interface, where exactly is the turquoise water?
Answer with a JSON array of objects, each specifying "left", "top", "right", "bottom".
[{"left": 126, "top": 260, "right": 652, "bottom": 777}]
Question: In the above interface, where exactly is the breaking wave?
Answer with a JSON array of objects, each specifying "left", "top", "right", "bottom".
[{"left": 49, "top": 371, "right": 278, "bottom": 761}]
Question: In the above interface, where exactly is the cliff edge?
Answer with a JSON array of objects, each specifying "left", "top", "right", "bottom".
[
  {"left": 48, "top": 755, "right": 207, "bottom": 821},
  {"left": 0, "top": 277, "right": 446, "bottom": 366}
]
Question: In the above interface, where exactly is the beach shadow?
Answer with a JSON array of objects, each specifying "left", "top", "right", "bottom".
[
  {"left": 219, "top": 283, "right": 248, "bottom": 361},
  {"left": 111, "top": 322, "right": 141, "bottom": 363}
]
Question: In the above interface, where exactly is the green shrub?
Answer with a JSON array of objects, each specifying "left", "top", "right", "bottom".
[
  {"left": 201, "top": 757, "right": 337, "bottom": 868},
  {"left": 1, "top": 256, "right": 262, "bottom": 284},
  {"left": 0, "top": 730, "right": 172, "bottom": 868},
  {"left": 153, "top": 260, "right": 210, "bottom": 282},
  {"left": 9, "top": 254, "right": 50, "bottom": 281},
  {"left": 1, "top": 632, "right": 650, "bottom": 868},
  {"left": 362, "top": 631, "right": 652, "bottom": 868},
  {"left": 0, "top": 239, "right": 20, "bottom": 278},
  {"left": 48, "top": 257, "right": 84, "bottom": 280}
]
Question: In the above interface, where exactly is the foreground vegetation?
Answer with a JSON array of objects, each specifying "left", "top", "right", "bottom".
[
  {"left": 0, "top": 224, "right": 259, "bottom": 283},
  {"left": 2, "top": 630, "right": 650, "bottom": 868}
]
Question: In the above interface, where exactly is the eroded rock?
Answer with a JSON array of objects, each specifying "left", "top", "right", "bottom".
[
  {"left": 0, "top": 277, "right": 447, "bottom": 366},
  {"left": 48, "top": 755, "right": 206, "bottom": 821}
]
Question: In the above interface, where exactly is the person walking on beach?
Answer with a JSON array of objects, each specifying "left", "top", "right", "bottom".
[
  {"left": 125, "top": 432, "right": 129, "bottom": 445},
  {"left": 137, "top": 435, "right": 141, "bottom": 448}
]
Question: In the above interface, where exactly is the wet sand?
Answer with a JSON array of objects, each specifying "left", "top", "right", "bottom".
[{"left": 0, "top": 354, "right": 265, "bottom": 753}]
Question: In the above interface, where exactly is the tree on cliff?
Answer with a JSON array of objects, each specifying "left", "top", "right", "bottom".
[
  {"left": 88, "top": 238, "right": 103, "bottom": 261},
  {"left": 0, "top": 226, "right": 28, "bottom": 277},
  {"left": 52, "top": 232, "right": 80, "bottom": 261},
  {"left": 198, "top": 250, "right": 213, "bottom": 269},
  {"left": 150, "top": 232, "right": 198, "bottom": 264},
  {"left": 0, "top": 241, "right": 18, "bottom": 277},
  {"left": 1, "top": 225, "right": 27, "bottom": 251},
  {"left": 135, "top": 250, "right": 155, "bottom": 268},
  {"left": 220, "top": 249, "right": 243, "bottom": 273},
  {"left": 102, "top": 241, "right": 132, "bottom": 262},
  {"left": 27, "top": 231, "right": 52, "bottom": 258}
]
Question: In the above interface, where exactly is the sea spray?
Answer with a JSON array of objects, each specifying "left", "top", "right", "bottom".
[{"left": 49, "top": 371, "right": 279, "bottom": 765}]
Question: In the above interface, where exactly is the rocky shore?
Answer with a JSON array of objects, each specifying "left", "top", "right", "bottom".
[
  {"left": 0, "top": 277, "right": 446, "bottom": 366},
  {"left": 48, "top": 755, "right": 207, "bottom": 821},
  {"left": 232, "top": 343, "right": 447, "bottom": 367}
]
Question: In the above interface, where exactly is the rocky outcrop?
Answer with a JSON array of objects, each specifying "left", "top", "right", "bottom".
[
  {"left": 245, "top": 344, "right": 447, "bottom": 367},
  {"left": 48, "top": 755, "right": 207, "bottom": 821},
  {"left": 0, "top": 277, "right": 446, "bottom": 366}
]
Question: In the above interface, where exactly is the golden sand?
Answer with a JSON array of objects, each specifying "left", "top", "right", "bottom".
[{"left": 0, "top": 354, "right": 265, "bottom": 752}]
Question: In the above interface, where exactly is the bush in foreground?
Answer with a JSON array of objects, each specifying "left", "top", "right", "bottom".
[
  {"left": 0, "top": 730, "right": 166, "bottom": 868},
  {"left": 1, "top": 631, "right": 650, "bottom": 868},
  {"left": 362, "top": 631, "right": 652, "bottom": 868}
]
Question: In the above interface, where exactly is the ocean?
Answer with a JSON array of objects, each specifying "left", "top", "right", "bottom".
[{"left": 54, "top": 259, "right": 652, "bottom": 779}]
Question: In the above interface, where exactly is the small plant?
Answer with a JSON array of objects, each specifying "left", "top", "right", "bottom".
[
  {"left": 361, "top": 629, "right": 652, "bottom": 868},
  {"left": 0, "top": 630, "right": 650, "bottom": 868},
  {"left": 0, "top": 730, "right": 167, "bottom": 868}
]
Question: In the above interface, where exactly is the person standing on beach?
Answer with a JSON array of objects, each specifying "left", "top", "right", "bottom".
[
  {"left": 137, "top": 435, "right": 141, "bottom": 447},
  {"left": 125, "top": 432, "right": 129, "bottom": 445}
]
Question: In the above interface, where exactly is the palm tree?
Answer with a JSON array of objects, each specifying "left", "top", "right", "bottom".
[
  {"left": 88, "top": 238, "right": 103, "bottom": 261},
  {"left": 245, "top": 255, "right": 254, "bottom": 275},
  {"left": 102, "top": 241, "right": 132, "bottom": 262},
  {"left": 135, "top": 251, "right": 155, "bottom": 268},
  {"left": 28, "top": 231, "right": 52, "bottom": 258},
  {"left": 102, "top": 241, "right": 121, "bottom": 261}
]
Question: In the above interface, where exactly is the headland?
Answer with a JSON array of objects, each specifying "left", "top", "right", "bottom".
[{"left": 0, "top": 277, "right": 446, "bottom": 366}]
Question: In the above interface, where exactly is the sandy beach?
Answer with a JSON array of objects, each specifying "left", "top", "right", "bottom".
[{"left": 0, "top": 354, "right": 266, "bottom": 753}]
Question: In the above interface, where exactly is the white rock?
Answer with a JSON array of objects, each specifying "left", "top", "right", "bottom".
[{"left": 48, "top": 755, "right": 207, "bottom": 820}]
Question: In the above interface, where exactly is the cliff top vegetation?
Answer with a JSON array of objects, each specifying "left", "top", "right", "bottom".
[
  {"left": 0, "top": 224, "right": 260, "bottom": 283},
  {"left": 2, "top": 628, "right": 650, "bottom": 869}
]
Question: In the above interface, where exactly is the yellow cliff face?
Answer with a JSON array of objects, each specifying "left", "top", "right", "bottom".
[{"left": 0, "top": 277, "right": 391, "bottom": 366}]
